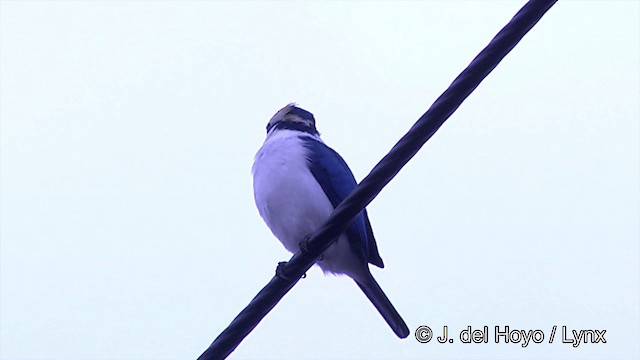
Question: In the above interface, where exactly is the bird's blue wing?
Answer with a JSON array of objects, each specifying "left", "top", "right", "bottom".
[{"left": 300, "top": 136, "right": 384, "bottom": 268}]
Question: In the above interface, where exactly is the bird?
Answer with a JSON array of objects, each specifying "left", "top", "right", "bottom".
[{"left": 252, "top": 103, "right": 409, "bottom": 338}]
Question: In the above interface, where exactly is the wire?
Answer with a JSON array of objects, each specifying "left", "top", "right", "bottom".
[{"left": 198, "top": 1, "right": 557, "bottom": 359}]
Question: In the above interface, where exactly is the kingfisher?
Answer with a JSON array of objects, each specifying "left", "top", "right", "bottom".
[{"left": 252, "top": 103, "right": 409, "bottom": 338}]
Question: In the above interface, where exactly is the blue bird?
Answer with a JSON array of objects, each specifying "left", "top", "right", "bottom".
[{"left": 252, "top": 104, "right": 409, "bottom": 338}]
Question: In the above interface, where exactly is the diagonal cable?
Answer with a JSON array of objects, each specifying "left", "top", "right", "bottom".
[{"left": 198, "top": 1, "right": 557, "bottom": 358}]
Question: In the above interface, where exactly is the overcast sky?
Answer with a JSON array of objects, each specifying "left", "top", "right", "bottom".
[{"left": 1, "top": 1, "right": 638, "bottom": 359}]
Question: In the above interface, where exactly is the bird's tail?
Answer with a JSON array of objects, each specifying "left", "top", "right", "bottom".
[{"left": 355, "top": 272, "right": 409, "bottom": 338}]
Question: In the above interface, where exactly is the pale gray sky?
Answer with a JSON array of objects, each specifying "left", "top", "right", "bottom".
[{"left": 1, "top": 1, "right": 638, "bottom": 359}]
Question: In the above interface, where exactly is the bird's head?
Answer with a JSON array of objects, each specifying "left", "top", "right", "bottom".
[{"left": 266, "top": 103, "right": 318, "bottom": 136}]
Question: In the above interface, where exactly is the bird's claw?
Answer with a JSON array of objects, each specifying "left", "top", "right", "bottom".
[
  {"left": 299, "top": 236, "right": 324, "bottom": 261},
  {"left": 275, "top": 261, "right": 290, "bottom": 280},
  {"left": 276, "top": 261, "right": 307, "bottom": 281},
  {"left": 298, "top": 236, "right": 312, "bottom": 255}
]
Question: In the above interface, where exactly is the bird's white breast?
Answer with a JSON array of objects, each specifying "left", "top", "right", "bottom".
[{"left": 252, "top": 130, "right": 334, "bottom": 253}]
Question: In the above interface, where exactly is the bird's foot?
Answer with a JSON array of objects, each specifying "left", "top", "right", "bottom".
[
  {"left": 298, "top": 236, "right": 312, "bottom": 254},
  {"left": 276, "top": 261, "right": 306, "bottom": 281},
  {"left": 299, "top": 235, "right": 324, "bottom": 261},
  {"left": 298, "top": 234, "right": 324, "bottom": 261},
  {"left": 275, "top": 261, "right": 290, "bottom": 280}
]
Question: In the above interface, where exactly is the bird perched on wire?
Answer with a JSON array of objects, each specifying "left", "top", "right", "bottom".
[{"left": 252, "top": 103, "right": 409, "bottom": 338}]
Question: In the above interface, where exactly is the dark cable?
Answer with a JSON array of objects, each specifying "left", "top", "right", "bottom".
[{"left": 198, "top": 1, "right": 557, "bottom": 358}]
